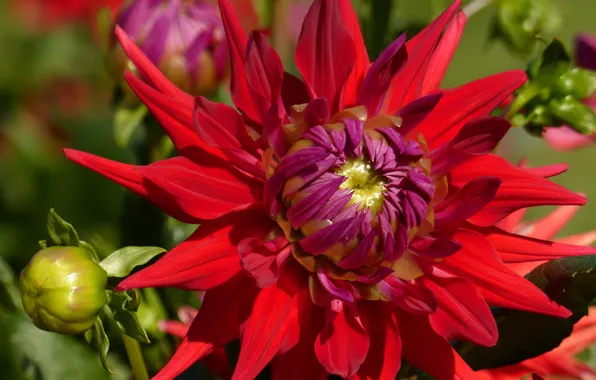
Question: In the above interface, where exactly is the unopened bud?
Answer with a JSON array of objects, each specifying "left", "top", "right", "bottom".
[{"left": 20, "top": 246, "right": 108, "bottom": 334}]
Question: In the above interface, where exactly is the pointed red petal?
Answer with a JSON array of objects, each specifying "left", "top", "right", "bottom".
[
  {"left": 528, "top": 205, "right": 581, "bottom": 240},
  {"left": 271, "top": 287, "right": 327, "bottom": 380},
  {"left": 354, "top": 302, "right": 401, "bottom": 380},
  {"left": 412, "top": 71, "right": 526, "bottom": 148},
  {"left": 398, "top": 309, "right": 476, "bottom": 380},
  {"left": 219, "top": 0, "right": 261, "bottom": 122},
  {"left": 115, "top": 26, "right": 192, "bottom": 106},
  {"left": 117, "top": 207, "right": 275, "bottom": 290},
  {"left": 153, "top": 274, "right": 259, "bottom": 380},
  {"left": 338, "top": 0, "right": 370, "bottom": 108},
  {"left": 295, "top": 0, "right": 356, "bottom": 111},
  {"left": 424, "top": 275, "right": 497, "bottom": 347},
  {"left": 438, "top": 228, "right": 571, "bottom": 317},
  {"left": 63, "top": 149, "right": 146, "bottom": 197},
  {"left": 421, "top": 10, "right": 466, "bottom": 95},
  {"left": 125, "top": 72, "right": 224, "bottom": 160},
  {"left": 472, "top": 224, "right": 596, "bottom": 263},
  {"left": 315, "top": 301, "right": 370, "bottom": 377},
  {"left": 384, "top": 0, "right": 462, "bottom": 112},
  {"left": 232, "top": 264, "right": 305, "bottom": 380},
  {"left": 450, "top": 154, "right": 586, "bottom": 226}
]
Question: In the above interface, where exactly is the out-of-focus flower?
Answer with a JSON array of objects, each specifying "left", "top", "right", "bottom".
[
  {"left": 64, "top": 0, "right": 596, "bottom": 378},
  {"left": 543, "top": 35, "right": 596, "bottom": 151},
  {"left": 11, "top": 0, "right": 123, "bottom": 30},
  {"left": 19, "top": 246, "right": 108, "bottom": 334},
  {"left": 108, "top": 0, "right": 229, "bottom": 96}
]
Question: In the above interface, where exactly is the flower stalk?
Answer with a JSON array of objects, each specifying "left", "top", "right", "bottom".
[{"left": 123, "top": 334, "right": 149, "bottom": 380}]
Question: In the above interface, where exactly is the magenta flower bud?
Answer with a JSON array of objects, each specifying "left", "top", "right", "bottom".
[
  {"left": 20, "top": 246, "right": 108, "bottom": 334},
  {"left": 110, "top": 0, "right": 228, "bottom": 96}
]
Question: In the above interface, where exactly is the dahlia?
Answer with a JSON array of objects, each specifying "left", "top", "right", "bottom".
[
  {"left": 64, "top": 0, "right": 596, "bottom": 378},
  {"left": 477, "top": 202, "right": 596, "bottom": 379}
]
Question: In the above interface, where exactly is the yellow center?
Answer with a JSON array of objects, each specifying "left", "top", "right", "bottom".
[{"left": 336, "top": 159, "right": 386, "bottom": 214}]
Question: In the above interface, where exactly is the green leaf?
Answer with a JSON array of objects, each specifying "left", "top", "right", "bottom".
[
  {"left": 548, "top": 95, "right": 596, "bottom": 134},
  {"left": 100, "top": 246, "right": 166, "bottom": 278},
  {"left": 0, "top": 256, "right": 21, "bottom": 309},
  {"left": 458, "top": 254, "right": 596, "bottom": 370},
  {"left": 108, "top": 291, "right": 150, "bottom": 344},
  {"left": 113, "top": 104, "right": 147, "bottom": 148},
  {"left": 528, "top": 39, "right": 571, "bottom": 84},
  {"left": 46, "top": 209, "right": 80, "bottom": 247},
  {"left": 89, "top": 317, "right": 112, "bottom": 373}
]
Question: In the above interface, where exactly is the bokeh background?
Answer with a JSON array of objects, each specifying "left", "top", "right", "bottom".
[{"left": 0, "top": 0, "right": 595, "bottom": 378}]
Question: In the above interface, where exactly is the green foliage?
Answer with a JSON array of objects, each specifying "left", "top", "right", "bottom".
[
  {"left": 459, "top": 254, "right": 596, "bottom": 370},
  {"left": 108, "top": 290, "right": 150, "bottom": 344},
  {"left": 99, "top": 246, "right": 166, "bottom": 278}
]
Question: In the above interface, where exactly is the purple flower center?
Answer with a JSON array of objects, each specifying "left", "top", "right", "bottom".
[{"left": 267, "top": 109, "right": 436, "bottom": 288}]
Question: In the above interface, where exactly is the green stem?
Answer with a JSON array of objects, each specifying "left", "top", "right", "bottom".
[
  {"left": 462, "top": 0, "right": 494, "bottom": 18},
  {"left": 123, "top": 335, "right": 149, "bottom": 380}
]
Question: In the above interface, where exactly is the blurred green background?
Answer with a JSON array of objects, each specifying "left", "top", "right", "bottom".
[{"left": 0, "top": 0, "right": 595, "bottom": 378}]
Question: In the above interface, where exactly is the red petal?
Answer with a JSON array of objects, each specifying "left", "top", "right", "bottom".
[
  {"left": 528, "top": 205, "right": 581, "bottom": 240},
  {"left": 430, "top": 117, "right": 510, "bottom": 176},
  {"left": 472, "top": 224, "right": 596, "bottom": 263},
  {"left": 139, "top": 156, "right": 262, "bottom": 221},
  {"left": 424, "top": 275, "right": 497, "bottom": 347},
  {"left": 295, "top": 0, "right": 356, "bottom": 112},
  {"left": 63, "top": 149, "right": 146, "bottom": 197},
  {"left": 117, "top": 207, "right": 276, "bottom": 290},
  {"left": 281, "top": 72, "right": 311, "bottom": 112},
  {"left": 158, "top": 320, "right": 188, "bottom": 339},
  {"left": 434, "top": 177, "right": 502, "bottom": 229},
  {"left": 114, "top": 26, "right": 192, "bottom": 107},
  {"left": 420, "top": 10, "right": 466, "bottom": 95},
  {"left": 398, "top": 309, "right": 476, "bottom": 380},
  {"left": 219, "top": 0, "right": 261, "bottom": 123},
  {"left": 412, "top": 71, "right": 526, "bottom": 148},
  {"left": 528, "top": 163, "right": 568, "bottom": 178},
  {"left": 245, "top": 31, "right": 285, "bottom": 120},
  {"left": 354, "top": 302, "right": 402, "bottom": 380},
  {"left": 384, "top": 0, "right": 462, "bottom": 112},
  {"left": 338, "top": 0, "right": 370, "bottom": 108},
  {"left": 438, "top": 228, "right": 571, "bottom": 317},
  {"left": 397, "top": 93, "right": 443, "bottom": 136},
  {"left": 450, "top": 154, "right": 586, "bottom": 226},
  {"left": 153, "top": 274, "right": 259, "bottom": 380},
  {"left": 357, "top": 34, "right": 408, "bottom": 116},
  {"left": 125, "top": 72, "right": 223, "bottom": 161},
  {"left": 315, "top": 301, "right": 370, "bottom": 377},
  {"left": 232, "top": 264, "right": 305, "bottom": 380}
]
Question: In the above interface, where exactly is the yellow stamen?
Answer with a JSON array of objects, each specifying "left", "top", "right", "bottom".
[{"left": 336, "top": 159, "right": 386, "bottom": 214}]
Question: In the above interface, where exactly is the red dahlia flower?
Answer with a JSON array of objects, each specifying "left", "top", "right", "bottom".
[{"left": 64, "top": 0, "right": 596, "bottom": 378}]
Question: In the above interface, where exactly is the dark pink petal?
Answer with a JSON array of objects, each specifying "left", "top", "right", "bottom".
[
  {"left": 384, "top": 0, "right": 462, "bottom": 113},
  {"left": 281, "top": 72, "right": 311, "bottom": 113},
  {"left": 354, "top": 302, "right": 401, "bottom": 380},
  {"left": 338, "top": 0, "right": 370, "bottom": 108},
  {"left": 543, "top": 126, "right": 596, "bottom": 151},
  {"left": 139, "top": 156, "right": 262, "bottom": 222},
  {"left": 380, "top": 276, "right": 437, "bottom": 314},
  {"left": 430, "top": 117, "right": 510, "bottom": 176},
  {"left": 411, "top": 71, "right": 527, "bottom": 149},
  {"left": 245, "top": 31, "right": 285, "bottom": 120},
  {"left": 397, "top": 93, "right": 443, "bottom": 136},
  {"left": 117, "top": 207, "right": 276, "bottom": 290},
  {"left": 357, "top": 34, "right": 408, "bottom": 116},
  {"left": 423, "top": 275, "right": 498, "bottom": 347},
  {"left": 271, "top": 286, "right": 327, "bottom": 380},
  {"left": 438, "top": 228, "right": 571, "bottom": 317},
  {"left": 576, "top": 33, "right": 596, "bottom": 71},
  {"left": 115, "top": 27, "right": 192, "bottom": 107},
  {"left": 219, "top": 0, "right": 261, "bottom": 122},
  {"left": 420, "top": 10, "right": 466, "bottom": 95},
  {"left": 472, "top": 224, "right": 596, "bottom": 263},
  {"left": 434, "top": 177, "right": 502, "bottom": 229},
  {"left": 153, "top": 274, "right": 259, "bottom": 380},
  {"left": 450, "top": 155, "right": 586, "bottom": 226},
  {"left": 315, "top": 301, "right": 370, "bottom": 377},
  {"left": 410, "top": 236, "right": 462, "bottom": 258},
  {"left": 295, "top": 0, "right": 356, "bottom": 111},
  {"left": 233, "top": 264, "right": 304, "bottom": 380},
  {"left": 398, "top": 310, "right": 477, "bottom": 380}
]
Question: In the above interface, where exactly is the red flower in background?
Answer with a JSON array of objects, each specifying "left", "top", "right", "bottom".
[{"left": 64, "top": 0, "right": 596, "bottom": 378}]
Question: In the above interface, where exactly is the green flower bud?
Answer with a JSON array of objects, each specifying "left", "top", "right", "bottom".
[
  {"left": 20, "top": 246, "right": 108, "bottom": 334},
  {"left": 553, "top": 68, "right": 596, "bottom": 100},
  {"left": 548, "top": 95, "right": 596, "bottom": 134},
  {"left": 495, "top": 0, "right": 560, "bottom": 57}
]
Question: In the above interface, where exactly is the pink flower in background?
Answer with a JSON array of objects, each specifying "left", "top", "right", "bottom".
[{"left": 543, "top": 34, "right": 596, "bottom": 151}]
